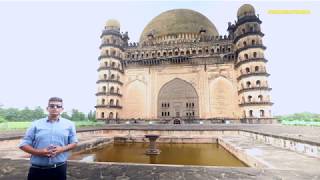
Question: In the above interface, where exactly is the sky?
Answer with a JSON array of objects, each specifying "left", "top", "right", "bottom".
[{"left": 0, "top": 1, "right": 319, "bottom": 115}]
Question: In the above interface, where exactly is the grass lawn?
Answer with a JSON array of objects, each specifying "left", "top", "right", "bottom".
[{"left": 0, "top": 121, "right": 105, "bottom": 131}]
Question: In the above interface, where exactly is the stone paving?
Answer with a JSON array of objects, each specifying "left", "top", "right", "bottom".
[{"left": 220, "top": 135, "right": 320, "bottom": 173}]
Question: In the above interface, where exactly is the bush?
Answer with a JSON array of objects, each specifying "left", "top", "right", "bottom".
[{"left": 0, "top": 116, "right": 7, "bottom": 123}]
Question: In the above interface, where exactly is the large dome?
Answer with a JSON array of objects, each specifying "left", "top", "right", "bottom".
[{"left": 139, "top": 9, "right": 219, "bottom": 43}]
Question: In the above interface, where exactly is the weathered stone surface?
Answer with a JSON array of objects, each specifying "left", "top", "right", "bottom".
[{"left": 0, "top": 159, "right": 319, "bottom": 180}]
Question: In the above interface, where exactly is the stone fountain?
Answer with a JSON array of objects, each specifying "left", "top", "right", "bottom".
[{"left": 144, "top": 134, "right": 160, "bottom": 155}]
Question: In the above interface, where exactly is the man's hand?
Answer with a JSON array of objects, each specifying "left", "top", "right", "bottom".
[
  {"left": 37, "top": 148, "right": 55, "bottom": 157},
  {"left": 50, "top": 146, "right": 65, "bottom": 157}
]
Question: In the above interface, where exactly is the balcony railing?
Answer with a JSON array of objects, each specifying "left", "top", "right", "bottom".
[
  {"left": 233, "top": 31, "right": 264, "bottom": 44},
  {"left": 237, "top": 71, "right": 270, "bottom": 81},
  {"left": 95, "top": 104, "right": 123, "bottom": 109},
  {"left": 98, "top": 55, "right": 122, "bottom": 61},
  {"left": 95, "top": 92, "right": 122, "bottom": 97},
  {"left": 99, "top": 43, "right": 124, "bottom": 51},
  {"left": 96, "top": 79, "right": 123, "bottom": 85},
  {"left": 235, "top": 44, "right": 266, "bottom": 55},
  {"left": 235, "top": 58, "right": 268, "bottom": 68},
  {"left": 100, "top": 30, "right": 122, "bottom": 38},
  {"left": 239, "top": 101, "right": 274, "bottom": 107},
  {"left": 238, "top": 86, "right": 272, "bottom": 94},
  {"left": 97, "top": 66, "right": 124, "bottom": 73}
]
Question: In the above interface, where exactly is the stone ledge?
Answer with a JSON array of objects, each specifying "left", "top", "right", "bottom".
[{"left": 1, "top": 158, "right": 319, "bottom": 180}]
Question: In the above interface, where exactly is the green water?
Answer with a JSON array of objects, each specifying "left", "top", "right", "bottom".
[{"left": 71, "top": 143, "right": 247, "bottom": 167}]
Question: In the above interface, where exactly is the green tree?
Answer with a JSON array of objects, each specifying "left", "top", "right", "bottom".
[
  {"left": 70, "top": 109, "right": 86, "bottom": 121},
  {"left": 87, "top": 110, "right": 96, "bottom": 121}
]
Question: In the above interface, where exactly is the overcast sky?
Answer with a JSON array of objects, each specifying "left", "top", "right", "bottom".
[{"left": 0, "top": 1, "right": 319, "bottom": 115}]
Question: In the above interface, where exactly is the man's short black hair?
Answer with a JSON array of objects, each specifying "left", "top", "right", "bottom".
[{"left": 48, "top": 97, "right": 63, "bottom": 103}]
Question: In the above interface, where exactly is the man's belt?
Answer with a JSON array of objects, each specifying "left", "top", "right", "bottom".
[{"left": 31, "top": 162, "right": 66, "bottom": 169}]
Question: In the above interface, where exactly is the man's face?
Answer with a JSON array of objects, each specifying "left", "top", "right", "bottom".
[{"left": 47, "top": 101, "right": 64, "bottom": 116}]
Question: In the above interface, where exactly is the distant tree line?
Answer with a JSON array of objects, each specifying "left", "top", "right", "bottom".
[
  {"left": 276, "top": 112, "right": 320, "bottom": 122},
  {"left": 0, "top": 106, "right": 96, "bottom": 122}
]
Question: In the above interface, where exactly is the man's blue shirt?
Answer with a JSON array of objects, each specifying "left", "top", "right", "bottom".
[{"left": 19, "top": 117, "right": 78, "bottom": 166}]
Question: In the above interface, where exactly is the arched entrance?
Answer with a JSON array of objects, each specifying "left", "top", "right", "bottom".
[{"left": 158, "top": 78, "right": 199, "bottom": 119}]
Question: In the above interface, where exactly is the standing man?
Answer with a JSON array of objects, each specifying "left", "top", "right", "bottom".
[{"left": 19, "top": 97, "right": 78, "bottom": 180}]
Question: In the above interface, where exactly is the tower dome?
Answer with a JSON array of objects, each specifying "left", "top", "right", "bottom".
[
  {"left": 237, "top": 4, "right": 255, "bottom": 18},
  {"left": 105, "top": 19, "right": 120, "bottom": 31},
  {"left": 139, "top": 9, "right": 219, "bottom": 43}
]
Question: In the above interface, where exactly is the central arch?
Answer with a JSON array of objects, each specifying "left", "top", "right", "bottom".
[{"left": 158, "top": 78, "right": 199, "bottom": 119}]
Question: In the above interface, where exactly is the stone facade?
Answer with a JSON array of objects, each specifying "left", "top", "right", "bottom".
[{"left": 95, "top": 4, "right": 274, "bottom": 124}]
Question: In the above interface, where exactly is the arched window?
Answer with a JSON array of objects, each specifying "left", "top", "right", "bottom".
[
  {"left": 116, "top": 88, "right": 119, "bottom": 93},
  {"left": 245, "top": 67, "right": 250, "bottom": 73},
  {"left": 152, "top": 53, "right": 155, "bottom": 57},
  {"left": 169, "top": 52, "right": 172, "bottom": 56},
  {"left": 248, "top": 95, "right": 252, "bottom": 102},
  {"left": 106, "top": 39, "right": 110, "bottom": 44},
  {"left": 246, "top": 81, "right": 251, "bottom": 88},
  {"left": 211, "top": 49, "right": 214, "bottom": 54},
  {"left": 192, "top": 50, "right": 196, "bottom": 54},
  {"left": 186, "top": 103, "right": 188, "bottom": 107},
  {"left": 258, "top": 95, "right": 263, "bottom": 102},
  {"left": 101, "top": 112, "right": 105, "bottom": 118},
  {"left": 162, "top": 112, "right": 164, "bottom": 116},
  {"left": 252, "top": 40, "right": 256, "bottom": 45},
  {"left": 255, "top": 66, "right": 259, "bottom": 72},
  {"left": 174, "top": 51, "right": 179, "bottom": 56},
  {"left": 106, "top": 50, "right": 109, "bottom": 55},
  {"left": 186, "top": 50, "right": 190, "bottom": 55},
  {"left": 168, "top": 112, "right": 170, "bottom": 116},
  {"left": 253, "top": 52, "right": 257, "bottom": 58},
  {"left": 243, "top": 41, "right": 247, "bottom": 47},
  {"left": 110, "top": 74, "right": 115, "bottom": 79},
  {"left": 112, "top": 50, "right": 116, "bottom": 56},
  {"left": 109, "top": 112, "right": 113, "bottom": 119},
  {"left": 105, "top": 62, "right": 108, "bottom": 67},
  {"left": 157, "top": 52, "right": 161, "bottom": 57},
  {"left": 112, "top": 62, "right": 115, "bottom": 67},
  {"left": 180, "top": 51, "right": 184, "bottom": 55},
  {"left": 102, "top": 99, "right": 105, "bottom": 105},
  {"left": 249, "top": 110, "right": 253, "bottom": 117},
  {"left": 110, "top": 99, "right": 114, "bottom": 105},
  {"left": 198, "top": 49, "right": 202, "bottom": 54},
  {"left": 244, "top": 54, "right": 249, "bottom": 59},
  {"left": 256, "top": 80, "right": 261, "bottom": 87},
  {"left": 110, "top": 86, "right": 114, "bottom": 93},
  {"left": 103, "top": 74, "right": 107, "bottom": 79},
  {"left": 260, "top": 110, "right": 265, "bottom": 117},
  {"left": 242, "top": 29, "right": 245, "bottom": 33},
  {"left": 102, "top": 86, "right": 106, "bottom": 92},
  {"left": 163, "top": 52, "right": 167, "bottom": 56},
  {"left": 116, "top": 99, "right": 119, "bottom": 106}
]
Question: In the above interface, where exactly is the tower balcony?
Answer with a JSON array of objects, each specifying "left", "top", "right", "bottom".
[
  {"left": 233, "top": 31, "right": 264, "bottom": 44},
  {"left": 235, "top": 15, "right": 262, "bottom": 29},
  {"left": 97, "top": 66, "right": 124, "bottom": 74},
  {"left": 239, "top": 101, "right": 274, "bottom": 107},
  {"left": 99, "top": 43, "right": 124, "bottom": 51},
  {"left": 238, "top": 86, "right": 272, "bottom": 94},
  {"left": 95, "top": 104, "right": 123, "bottom": 109},
  {"left": 235, "top": 58, "right": 268, "bottom": 68},
  {"left": 235, "top": 44, "right": 266, "bottom": 55},
  {"left": 98, "top": 55, "right": 122, "bottom": 61},
  {"left": 96, "top": 79, "right": 123, "bottom": 86},
  {"left": 237, "top": 71, "right": 270, "bottom": 81},
  {"left": 95, "top": 92, "right": 123, "bottom": 97},
  {"left": 100, "top": 30, "right": 122, "bottom": 38}
]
